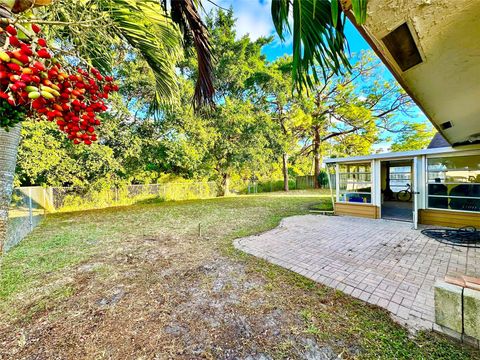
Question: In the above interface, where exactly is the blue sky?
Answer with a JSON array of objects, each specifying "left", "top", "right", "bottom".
[{"left": 202, "top": 0, "right": 429, "bottom": 151}]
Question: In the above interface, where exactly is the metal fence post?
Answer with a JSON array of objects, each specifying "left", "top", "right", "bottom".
[{"left": 28, "top": 187, "right": 33, "bottom": 231}]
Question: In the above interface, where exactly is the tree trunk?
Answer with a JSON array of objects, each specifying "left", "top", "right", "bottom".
[
  {"left": 218, "top": 172, "right": 229, "bottom": 196},
  {"left": 0, "top": 124, "right": 21, "bottom": 253},
  {"left": 282, "top": 153, "right": 289, "bottom": 192},
  {"left": 313, "top": 128, "right": 321, "bottom": 189},
  {"left": 0, "top": 5, "right": 20, "bottom": 254}
]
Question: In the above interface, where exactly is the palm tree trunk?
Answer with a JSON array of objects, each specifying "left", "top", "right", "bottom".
[
  {"left": 0, "top": 4, "right": 19, "bottom": 254},
  {"left": 0, "top": 124, "right": 21, "bottom": 253},
  {"left": 282, "top": 153, "right": 289, "bottom": 192}
]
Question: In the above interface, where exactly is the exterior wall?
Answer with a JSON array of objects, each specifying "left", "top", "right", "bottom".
[
  {"left": 334, "top": 203, "right": 380, "bottom": 219},
  {"left": 419, "top": 209, "right": 480, "bottom": 228}
]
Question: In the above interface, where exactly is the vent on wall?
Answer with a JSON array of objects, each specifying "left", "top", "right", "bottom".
[
  {"left": 440, "top": 121, "right": 453, "bottom": 130},
  {"left": 382, "top": 23, "right": 423, "bottom": 71}
]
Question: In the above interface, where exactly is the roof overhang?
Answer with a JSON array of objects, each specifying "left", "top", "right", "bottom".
[
  {"left": 345, "top": 0, "right": 480, "bottom": 147},
  {"left": 324, "top": 146, "right": 480, "bottom": 164}
]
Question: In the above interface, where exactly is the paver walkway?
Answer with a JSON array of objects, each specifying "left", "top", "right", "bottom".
[{"left": 235, "top": 215, "right": 480, "bottom": 331}]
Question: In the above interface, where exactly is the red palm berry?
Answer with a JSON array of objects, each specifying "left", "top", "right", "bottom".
[
  {"left": 5, "top": 25, "right": 17, "bottom": 36},
  {"left": 37, "top": 38, "right": 47, "bottom": 47},
  {"left": 37, "top": 48, "right": 51, "bottom": 59},
  {"left": 31, "top": 24, "right": 42, "bottom": 34},
  {"left": 9, "top": 36, "right": 21, "bottom": 47}
]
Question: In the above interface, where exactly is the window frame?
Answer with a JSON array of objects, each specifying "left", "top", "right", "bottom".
[
  {"left": 336, "top": 161, "right": 373, "bottom": 204},
  {"left": 426, "top": 154, "right": 480, "bottom": 214}
]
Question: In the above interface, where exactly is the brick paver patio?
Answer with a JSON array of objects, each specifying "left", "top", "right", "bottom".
[{"left": 234, "top": 215, "right": 480, "bottom": 331}]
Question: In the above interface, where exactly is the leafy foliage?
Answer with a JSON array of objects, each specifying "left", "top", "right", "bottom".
[{"left": 390, "top": 123, "right": 436, "bottom": 152}]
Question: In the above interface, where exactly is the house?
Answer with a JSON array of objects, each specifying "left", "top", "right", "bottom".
[{"left": 324, "top": 1, "right": 480, "bottom": 228}]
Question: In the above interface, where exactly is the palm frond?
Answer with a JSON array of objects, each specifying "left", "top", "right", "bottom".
[
  {"left": 170, "top": 0, "right": 214, "bottom": 109},
  {"left": 272, "top": 0, "right": 368, "bottom": 93},
  {"left": 103, "top": 0, "right": 183, "bottom": 112}
]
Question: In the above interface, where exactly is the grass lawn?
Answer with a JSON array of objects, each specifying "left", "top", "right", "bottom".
[{"left": 0, "top": 190, "right": 478, "bottom": 359}]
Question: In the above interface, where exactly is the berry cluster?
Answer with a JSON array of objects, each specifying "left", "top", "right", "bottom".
[{"left": 0, "top": 23, "right": 118, "bottom": 144}]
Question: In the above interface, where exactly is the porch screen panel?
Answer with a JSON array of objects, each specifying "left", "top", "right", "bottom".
[
  {"left": 427, "top": 155, "right": 480, "bottom": 212},
  {"left": 339, "top": 163, "right": 372, "bottom": 203}
]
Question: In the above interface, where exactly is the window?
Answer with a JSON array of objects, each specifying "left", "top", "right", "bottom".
[
  {"left": 389, "top": 166, "right": 411, "bottom": 193},
  {"left": 427, "top": 155, "right": 480, "bottom": 212},
  {"left": 339, "top": 163, "right": 372, "bottom": 203}
]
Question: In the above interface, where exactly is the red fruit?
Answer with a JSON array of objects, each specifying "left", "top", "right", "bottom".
[
  {"left": 7, "top": 97, "right": 15, "bottom": 106},
  {"left": 9, "top": 36, "right": 21, "bottom": 47},
  {"left": 48, "top": 69, "right": 58, "bottom": 78},
  {"left": 31, "top": 24, "right": 42, "bottom": 34},
  {"left": 20, "top": 44, "right": 33, "bottom": 56},
  {"left": 112, "top": 84, "right": 119, "bottom": 92},
  {"left": 31, "top": 75, "right": 41, "bottom": 83},
  {"left": 36, "top": 48, "right": 51, "bottom": 59},
  {"left": 33, "top": 61, "right": 46, "bottom": 72},
  {"left": 31, "top": 98, "right": 45, "bottom": 109},
  {"left": 18, "top": 54, "right": 29, "bottom": 64},
  {"left": 56, "top": 119, "right": 66, "bottom": 126},
  {"left": 6, "top": 63, "right": 20, "bottom": 72},
  {"left": 37, "top": 38, "right": 47, "bottom": 47},
  {"left": 84, "top": 140, "right": 92, "bottom": 146},
  {"left": 0, "top": 71, "right": 10, "bottom": 79},
  {"left": 73, "top": 139, "right": 81, "bottom": 145},
  {"left": 0, "top": 91, "right": 9, "bottom": 99},
  {"left": 105, "top": 76, "right": 113, "bottom": 82},
  {"left": 15, "top": 81, "right": 26, "bottom": 89},
  {"left": 5, "top": 25, "right": 17, "bottom": 36},
  {"left": 20, "top": 74, "right": 31, "bottom": 82}
]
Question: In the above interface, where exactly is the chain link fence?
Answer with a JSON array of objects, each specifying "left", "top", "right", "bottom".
[
  {"left": 5, "top": 187, "right": 50, "bottom": 252},
  {"left": 5, "top": 182, "right": 218, "bottom": 253},
  {"left": 49, "top": 182, "right": 218, "bottom": 212}
]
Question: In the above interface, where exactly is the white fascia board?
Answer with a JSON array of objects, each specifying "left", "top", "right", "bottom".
[{"left": 324, "top": 145, "right": 480, "bottom": 165}]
